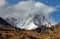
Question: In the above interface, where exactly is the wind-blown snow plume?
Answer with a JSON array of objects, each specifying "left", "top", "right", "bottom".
[{"left": 0, "top": 0, "right": 56, "bottom": 30}]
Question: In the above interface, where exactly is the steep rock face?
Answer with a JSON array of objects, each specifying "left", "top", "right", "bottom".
[{"left": 33, "top": 14, "right": 52, "bottom": 27}]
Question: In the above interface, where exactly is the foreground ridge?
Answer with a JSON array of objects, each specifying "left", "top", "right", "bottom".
[{"left": 0, "top": 23, "right": 60, "bottom": 39}]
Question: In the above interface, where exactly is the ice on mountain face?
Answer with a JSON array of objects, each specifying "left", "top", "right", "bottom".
[{"left": 24, "top": 22, "right": 38, "bottom": 30}]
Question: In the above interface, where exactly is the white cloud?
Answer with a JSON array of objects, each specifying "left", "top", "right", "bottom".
[
  {"left": 0, "top": 0, "right": 57, "bottom": 29},
  {"left": 0, "top": 0, "right": 6, "bottom": 6},
  {"left": 48, "top": 7, "right": 55, "bottom": 12},
  {"left": 3, "top": 1, "right": 56, "bottom": 19},
  {"left": 0, "top": 0, "right": 56, "bottom": 17},
  {"left": 35, "top": 2, "right": 45, "bottom": 8}
]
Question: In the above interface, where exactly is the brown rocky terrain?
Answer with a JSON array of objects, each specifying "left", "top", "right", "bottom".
[{"left": 0, "top": 23, "right": 60, "bottom": 39}]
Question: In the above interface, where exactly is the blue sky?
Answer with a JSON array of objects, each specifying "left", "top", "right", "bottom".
[{"left": 5, "top": 0, "right": 60, "bottom": 23}]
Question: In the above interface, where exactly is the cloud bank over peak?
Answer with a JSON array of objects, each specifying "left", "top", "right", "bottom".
[
  {"left": 0, "top": 0, "right": 57, "bottom": 29},
  {"left": 5, "top": 1, "right": 56, "bottom": 18}
]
